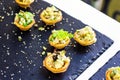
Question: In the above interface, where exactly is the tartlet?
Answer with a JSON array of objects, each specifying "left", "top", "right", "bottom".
[
  {"left": 106, "top": 66, "right": 120, "bottom": 80},
  {"left": 73, "top": 26, "right": 97, "bottom": 46},
  {"left": 49, "top": 29, "right": 73, "bottom": 49},
  {"left": 14, "top": 10, "right": 35, "bottom": 31},
  {"left": 40, "top": 6, "right": 62, "bottom": 25},
  {"left": 43, "top": 50, "right": 70, "bottom": 73},
  {"left": 15, "top": 0, "right": 34, "bottom": 9}
]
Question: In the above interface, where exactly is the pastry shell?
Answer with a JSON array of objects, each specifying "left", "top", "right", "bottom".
[
  {"left": 74, "top": 31, "right": 97, "bottom": 46},
  {"left": 15, "top": 0, "right": 34, "bottom": 8},
  {"left": 73, "top": 27, "right": 97, "bottom": 46},
  {"left": 49, "top": 35, "right": 70, "bottom": 49},
  {"left": 106, "top": 69, "right": 113, "bottom": 80},
  {"left": 43, "top": 53, "right": 70, "bottom": 73},
  {"left": 40, "top": 9, "right": 62, "bottom": 25},
  {"left": 14, "top": 19, "right": 35, "bottom": 31}
]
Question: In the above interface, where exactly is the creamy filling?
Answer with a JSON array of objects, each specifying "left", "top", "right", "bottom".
[
  {"left": 110, "top": 67, "right": 120, "bottom": 80},
  {"left": 52, "top": 37, "right": 68, "bottom": 44},
  {"left": 50, "top": 29, "right": 73, "bottom": 44},
  {"left": 52, "top": 50, "right": 70, "bottom": 69},
  {"left": 15, "top": 10, "right": 34, "bottom": 27},
  {"left": 76, "top": 26, "right": 95, "bottom": 41},
  {"left": 43, "top": 6, "right": 61, "bottom": 20}
]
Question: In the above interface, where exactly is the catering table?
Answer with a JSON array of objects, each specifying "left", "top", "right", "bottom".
[{"left": 0, "top": 0, "right": 120, "bottom": 80}]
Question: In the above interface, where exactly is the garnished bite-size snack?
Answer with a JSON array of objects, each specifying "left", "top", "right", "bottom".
[
  {"left": 43, "top": 50, "right": 70, "bottom": 73},
  {"left": 14, "top": 10, "right": 35, "bottom": 31},
  {"left": 106, "top": 66, "right": 120, "bottom": 80},
  {"left": 40, "top": 6, "right": 62, "bottom": 25},
  {"left": 73, "top": 26, "right": 97, "bottom": 46},
  {"left": 49, "top": 29, "right": 73, "bottom": 49},
  {"left": 15, "top": 0, "right": 34, "bottom": 8}
]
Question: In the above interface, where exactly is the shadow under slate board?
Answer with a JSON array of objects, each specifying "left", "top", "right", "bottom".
[
  {"left": 0, "top": 0, "right": 113, "bottom": 80},
  {"left": 90, "top": 51, "right": 120, "bottom": 80}
]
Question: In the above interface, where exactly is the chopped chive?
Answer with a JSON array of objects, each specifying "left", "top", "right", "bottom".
[
  {"left": 41, "top": 51, "right": 46, "bottom": 55},
  {"left": 43, "top": 46, "right": 47, "bottom": 50},
  {"left": 38, "top": 27, "right": 45, "bottom": 31},
  {"left": 18, "top": 36, "right": 22, "bottom": 41}
]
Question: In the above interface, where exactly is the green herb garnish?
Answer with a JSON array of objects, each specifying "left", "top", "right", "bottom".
[
  {"left": 43, "top": 46, "right": 47, "bottom": 50},
  {"left": 50, "top": 29, "right": 73, "bottom": 41},
  {"left": 38, "top": 27, "right": 45, "bottom": 31},
  {"left": 41, "top": 51, "right": 46, "bottom": 55},
  {"left": 15, "top": 10, "right": 34, "bottom": 27},
  {"left": 18, "top": 36, "right": 22, "bottom": 41}
]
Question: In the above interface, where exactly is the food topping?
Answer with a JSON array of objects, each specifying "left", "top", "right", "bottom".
[
  {"left": 109, "top": 67, "right": 120, "bottom": 80},
  {"left": 76, "top": 26, "right": 96, "bottom": 41},
  {"left": 50, "top": 29, "right": 73, "bottom": 44},
  {"left": 52, "top": 50, "right": 70, "bottom": 69},
  {"left": 43, "top": 6, "right": 62, "bottom": 20},
  {"left": 15, "top": 10, "right": 34, "bottom": 27}
]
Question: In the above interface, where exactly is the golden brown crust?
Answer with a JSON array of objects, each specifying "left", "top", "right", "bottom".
[
  {"left": 73, "top": 31, "right": 96, "bottom": 46},
  {"left": 49, "top": 35, "right": 70, "bottom": 49},
  {"left": 106, "top": 69, "right": 113, "bottom": 80},
  {"left": 40, "top": 7, "right": 62, "bottom": 25},
  {"left": 43, "top": 53, "right": 70, "bottom": 73},
  {"left": 73, "top": 26, "right": 97, "bottom": 46},
  {"left": 15, "top": 0, "right": 34, "bottom": 8},
  {"left": 14, "top": 19, "right": 35, "bottom": 31}
]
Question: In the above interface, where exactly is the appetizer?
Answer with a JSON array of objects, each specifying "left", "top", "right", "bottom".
[
  {"left": 49, "top": 29, "right": 73, "bottom": 49},
  {"left": 73, "top": 26, "right": 97, "bottom": 46},
  {"left": 14, "top": 10, "right": 35, "bottom": 31},
  {"left": 43, "top": 50, "right": 70, "bottom": 73},
  {"left": 15, "top": 0, "right": 34, "bottom": 9},
  {"left": 40, "top": 6, "right": 62, "bottom": 25},
  {"left": 106, "top": 66, "right": 120, "bottom": 80}
]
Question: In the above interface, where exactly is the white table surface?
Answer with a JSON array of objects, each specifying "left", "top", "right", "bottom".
[{"left": 44, "top": 0, "right": 120, "bottom": 80}]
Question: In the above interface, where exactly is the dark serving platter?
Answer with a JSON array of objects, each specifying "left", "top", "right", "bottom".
[
  {"left": 90, "top": 51, "right": 120, "bottom": 80},
  {"left": 0, "top": 0, "right": 113, "bottom": 80}
]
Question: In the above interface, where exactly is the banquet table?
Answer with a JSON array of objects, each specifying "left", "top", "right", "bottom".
[
  {"left": 44, "top": 0, "right": 120, "bottom": 80},
  {"left": 0, "top": 0, "right": 120, "bottom": 80}
]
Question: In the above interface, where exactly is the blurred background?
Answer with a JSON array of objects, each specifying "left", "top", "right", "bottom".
[{"left": 82, "top": 0, "right": 120, "bottom": 22}]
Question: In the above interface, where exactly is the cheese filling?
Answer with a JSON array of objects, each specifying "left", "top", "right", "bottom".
[
  {"left": 15, "top": 10, "right": 34, "bottom": 27},
  {"left": 76, "top": 26, "right": 95, "bottom": 41},
  {"left": 43, "top": 6, "right": 62, "bottom": 20},
  {"left": 52, "top": 50, "right": 70, "bottom": 69},
  {"left": 110, "top": 67, "right": 120, "bottom": 80}
]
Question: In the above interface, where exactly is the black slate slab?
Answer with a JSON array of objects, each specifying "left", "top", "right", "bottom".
[
  {"left": 90, "top": 51, "right": 120, "bottom": 80},
  {"left": 0, "top": 0, "right": 113, "bottom": 80}
]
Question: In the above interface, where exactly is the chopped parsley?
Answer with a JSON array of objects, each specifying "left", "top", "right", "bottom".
[{"left": 50, "top": 29, "right": 73, "bottom": 42}]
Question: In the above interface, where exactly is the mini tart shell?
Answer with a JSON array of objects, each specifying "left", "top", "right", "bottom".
[
  {"left": 40, "top": 10, "right": 62, "bottom": 25},
  {"left": 14, "top": 19, "right": 35, "bottom": 31},
  {"left": 49, "top": 35, "right": 70, "bottom": 49},
  {"left": 106, "top": 69, "right": 113, "bottom": 80},
  {"left": 43, "top": 53, "right": 70, "bottom": 73},
  {"left": 15, "top": 0, "right": 34, "bottom": 8},
  {"left": 73, "top": 30, "right": 97, "bottom": 46}
]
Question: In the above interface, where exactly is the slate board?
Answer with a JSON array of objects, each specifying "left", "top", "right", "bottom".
[
  {"left": 0, "top": 0, "right": 113, "bottom": 80},
  {"left": 90, "top": 51, "right": 120, "bottom": 80}
]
